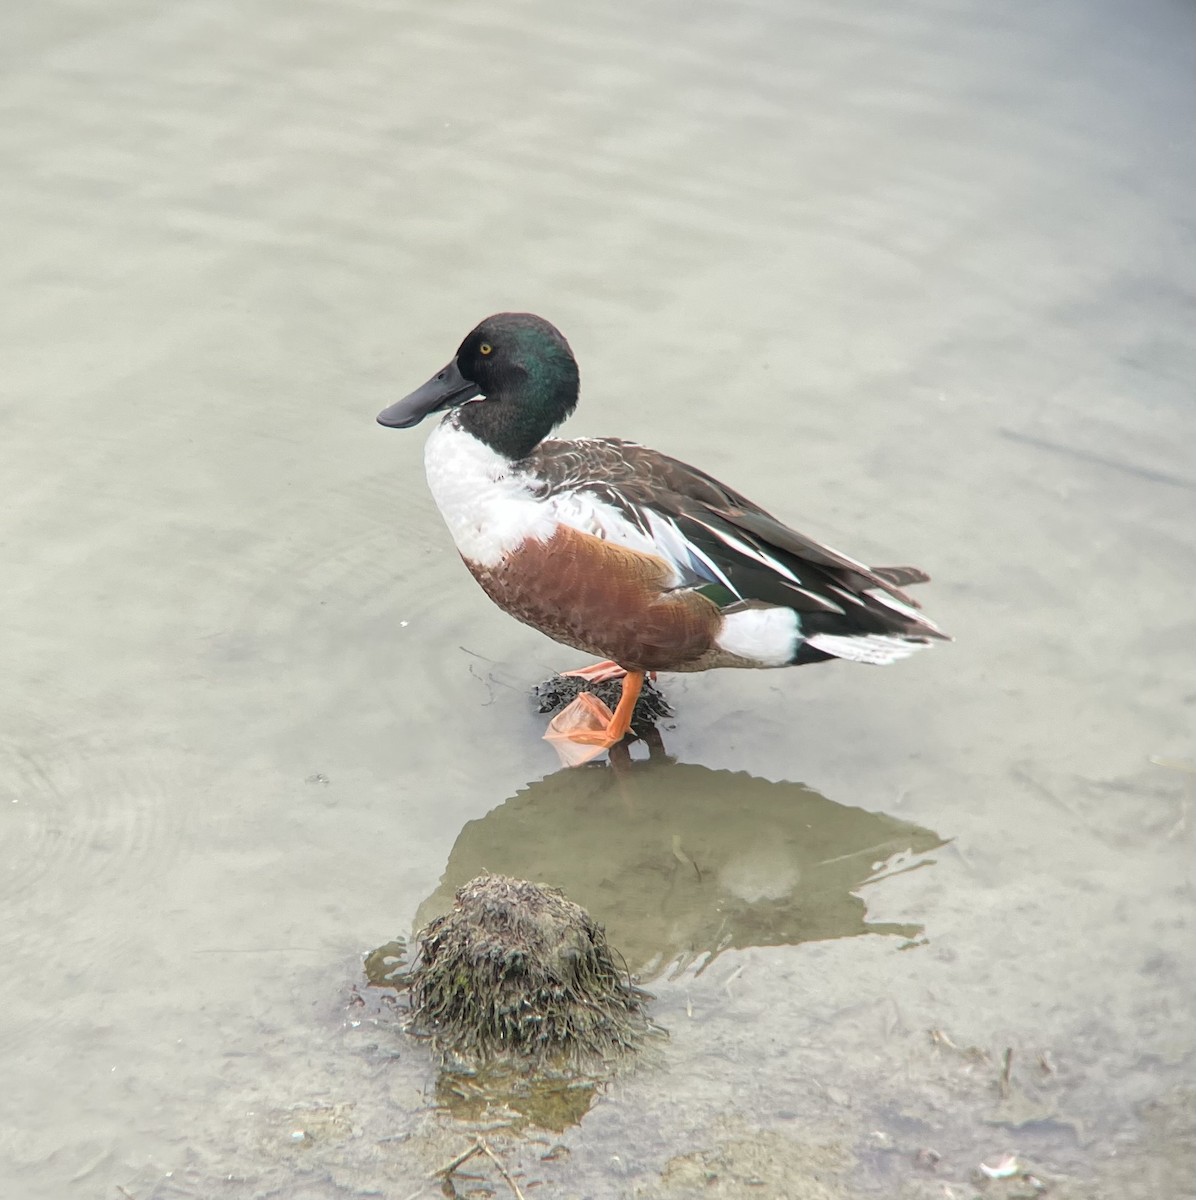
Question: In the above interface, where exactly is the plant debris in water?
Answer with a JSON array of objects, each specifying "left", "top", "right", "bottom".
[
  {"left": 435, "top": 1063, "right": 597, "bottom": 1131},
  {"left": 406, "top": 873, "right": 654, "bottom": 1066},
  {"left": 362, "top": 937, "right": 407, "bottom": 987},
  {"left": 531, "top": 673, "right": 672, "bottom": 738}
]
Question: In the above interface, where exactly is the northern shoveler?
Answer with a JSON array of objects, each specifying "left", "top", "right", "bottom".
[{"left": 378, "top": 313, "right": 949, "bottom": 764}]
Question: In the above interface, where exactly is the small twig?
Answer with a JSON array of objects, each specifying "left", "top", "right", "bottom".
[
  {"left": 1000, "top": 1047, "right": 1014, "bottom": 1098},
  {"left": 116, "top": 1188, "right": 137, "bottom": 1200},
  {"left": 723, "top": 963, "right": 745, "bottom": 995},
  {"left": 429, "top": 1139, "right": 483, "bottom": 1180},
  {"left": 1166, "top": 799, "right": 1191, "bottom": 840},
  {"left": 467, "top": 661, "right": 498, "bottom": 705},
  {"left": 671, "top": 833, "right": 702, "bottom": 881},
  {"left": 479, "top": 1139, "right": 527, "bottom": 1200}
]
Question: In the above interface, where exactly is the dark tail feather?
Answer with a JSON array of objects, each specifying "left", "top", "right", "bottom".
[{"left": 872, "top": 564, "right": 931, "bottom": 588}]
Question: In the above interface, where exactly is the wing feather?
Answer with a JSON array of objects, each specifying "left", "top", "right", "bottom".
[{"left": 520, "top": 437, "right": 948, "bottom": 643}]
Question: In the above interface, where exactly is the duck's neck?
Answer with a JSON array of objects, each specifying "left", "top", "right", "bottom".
[{"left": 454, "top": 361, "right": 578, "bottom": 461}]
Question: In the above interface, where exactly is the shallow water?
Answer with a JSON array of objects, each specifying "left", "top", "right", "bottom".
[{"left": 1, "top": 0, "right": 1193, "bottom": 1197}]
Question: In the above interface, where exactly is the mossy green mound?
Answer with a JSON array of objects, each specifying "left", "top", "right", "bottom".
[{"left": 407, "top": 873, "right": 652, "bottom": 1065}]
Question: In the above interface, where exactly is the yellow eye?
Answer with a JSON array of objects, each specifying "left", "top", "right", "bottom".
[{"left": 479, "top": 342, "right": 493, "bottom": 356}]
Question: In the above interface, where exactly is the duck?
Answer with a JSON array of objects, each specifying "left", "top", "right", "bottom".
[{"left": 377, "top": 312, "right": 949, "bottom": 765}]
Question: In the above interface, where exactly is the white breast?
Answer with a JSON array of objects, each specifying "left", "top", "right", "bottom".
[
  {"left": 422, "top": 418, "right": 685, "bottom": 585},
  {"left": 423, "top": 419, "right": 554, "bottom": 567}
]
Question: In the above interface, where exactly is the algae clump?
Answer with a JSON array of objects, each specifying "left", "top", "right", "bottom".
[{"left": 406, "top": 873, "right": 653, "bottom": 1067}]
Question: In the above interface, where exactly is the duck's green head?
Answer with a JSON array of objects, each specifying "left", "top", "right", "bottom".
[{"left": 378, "top": 313, "right": 580, "bottom": 460}]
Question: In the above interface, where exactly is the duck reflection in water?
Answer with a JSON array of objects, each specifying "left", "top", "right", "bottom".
[{"left": 414, "top": 734, "right": 947, "bottom": 981}]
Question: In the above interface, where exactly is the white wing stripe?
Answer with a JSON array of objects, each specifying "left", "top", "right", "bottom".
[
  {"left": 863, "top": 587, "right": 946, "bottom": 634},
  {"left": 826, "top": 584, "right": 869, "bottom": 609},
  {"left": 785, "top": 585, "right": 845, "bottom": 613},
  {"left": 644, "top": 510, "right": 737, "bottom": 594},
  {"left": 687, "top": 517, "right": 804, "bottom": 584}
]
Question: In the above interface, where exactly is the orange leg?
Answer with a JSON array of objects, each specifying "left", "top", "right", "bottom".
[
  {"left": 543, "top": 670, "right": 647, "bottom": 767},
  {"left": 593, "top": 669, "right": 644, "bottom": 743}
]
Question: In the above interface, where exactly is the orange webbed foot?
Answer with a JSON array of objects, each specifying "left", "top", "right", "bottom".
[{"left": 543, "top": 670, "right": 646, "bottom": 767}]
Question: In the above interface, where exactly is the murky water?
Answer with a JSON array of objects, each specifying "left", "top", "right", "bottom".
[{"left": 2, "top": 0, "right": 1192, "bottom": 1197}]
